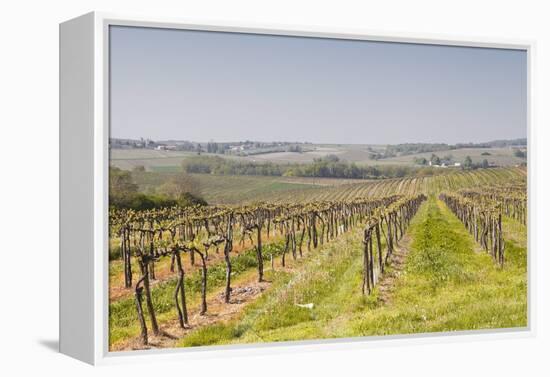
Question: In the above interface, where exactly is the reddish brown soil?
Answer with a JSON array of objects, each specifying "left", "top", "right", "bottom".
[
  {"left": 110, "top": 278, "right": 271, "bottom": 351},
  {"left": 109, "top": 233, "right": 282, "bottom": 302}
]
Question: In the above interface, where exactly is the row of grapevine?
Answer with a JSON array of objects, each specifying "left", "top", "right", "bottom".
[
  {"left": 439, "top": 192, "right": 505, "bottom": 266},
  {"left": 457, "top": 184, "right": 527, "bottom": 225},
  {"left": 361, "top": 194, "right": 426, "bottom": 295}
]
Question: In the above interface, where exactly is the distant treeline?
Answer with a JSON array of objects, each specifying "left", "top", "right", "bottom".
[
  {"left": 368, "top": 139, "right": 527, "bottom": 160},
  {"left": 369, "top": 143, "right": 450, "bottom": 160},
  {"left": 456, "top": 138, "right": 527, "bottom": 148},
  {"left": 182, "top": 155, "right": 425, "bottom": 179}
]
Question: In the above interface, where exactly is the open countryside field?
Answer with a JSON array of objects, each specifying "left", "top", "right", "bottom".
[
  {"left": 378, "top": 147, "right": 525, "bottom": 166},
  {"left": 109, "top": 166, "right": 527, "bottom": 351},
  {"left": 130, "top": 167, "right": 525, "bottom": 205},
  {"left": 110, "top": 144, "right": 525, "bottom": 172},
  {"left": 251, "top": 146, "right": 525, "bottom": 166},
  {"left": 132, "top": 171, "right": 366, "bottom": 205}
]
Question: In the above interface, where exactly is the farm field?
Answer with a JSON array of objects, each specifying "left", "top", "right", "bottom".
[
  {"left": 259, "top": 167, "right": 525, "bottom": 203},
  {"left": 378, "top": 147, "right": 526, "bottom": 166},
  {"left": 108, "top": 167, "right": 527, "bottom": 351},
  {"left": 130, "top": 167, "right": 525, "bottom": 205},
  {"left": 110, "top": 149, "right": 197, "bottom": 170},
  {"left": 250, "top": 146, "right": 525, "bottom": 167},
  {"left": 110, "top": 145, "right": 525, "bottom": 172},
  {"left": 132, "top": 171, "right": 365, "bottom": 205}
]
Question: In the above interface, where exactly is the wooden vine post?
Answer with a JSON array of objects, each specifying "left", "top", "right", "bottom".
[{"left": 223, "top": 213, "right": 234, "bottom": 304}]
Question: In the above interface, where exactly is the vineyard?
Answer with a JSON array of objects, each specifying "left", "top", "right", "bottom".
[
  {"left": 108, "top": 167, "right": 527, "bottom": 351},
  {"left": 440, "top": 184, "right": 526, "bottom": 267},
  {"left": 195, "top": 167, "right": 525, "bottom": 204}
]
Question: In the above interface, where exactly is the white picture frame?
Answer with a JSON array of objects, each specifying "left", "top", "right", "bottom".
[{"left": 59, "top": 11, "right": 536, "bottom": 365}]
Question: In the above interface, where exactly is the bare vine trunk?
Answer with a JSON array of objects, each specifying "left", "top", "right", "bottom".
[
  {"left": 141, "top": 260, "right": 159, "bottom": 335},
  {"left": 134, "top": 276, "right": 148, "bottom": 345},
  {"left": 375, "top": 223, "right": 383, "bottom": 273},
  {"left": 173, "top": 251, "right": 188, "bottom": 328},
  {"left": 196, "top": 250, "right": 208, "bottom": 315},
  {"left": 256, "top": 226, "right": 264, "bottom": 282}
]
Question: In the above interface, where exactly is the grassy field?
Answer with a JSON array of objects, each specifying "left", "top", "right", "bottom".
[{"left": 177, "top": 195, "right": 526, "bottom": 347}]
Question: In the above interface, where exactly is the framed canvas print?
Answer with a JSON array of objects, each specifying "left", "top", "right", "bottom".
[{"left": 59, "top": 12, "right": 533, "bottom": 365}]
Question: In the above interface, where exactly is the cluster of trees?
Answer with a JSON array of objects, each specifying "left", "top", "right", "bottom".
[
  {"left": 513, "top": 149, "right": 527, "bottom": 159},
  {"left": 284, "top": 155, "right": 415, "bottom": 179},
  {"left": 286, "top": 144, "right": 303, "bottom": 153},
  {"left": 367, "top": 146, "right": 396, "bottom": 160},
  {"left": 386, "top": 143, "right": 451, "bottom": 156},
  {"left": 182, "top": 155, "right": 420, "bottom": 179},
  {"left": 457, "top": 138, "right": 526, "bottom": 148},
  {"left": 368, "top": 139, "right": 527, "bottom": 162},
  {"left": 109, "top": 167, "right": 207, "bottom": 210},
  {"left": 370, "top": 143, "right": 455, "bottom": 160},
  {"left": 463, "top": 156, "right": 490, "bottom": 169},
  {"left": 203, "top": 141, "right": 307, "bottom": 156},
  {"left": 412, "top": 154, "right": 494, "bottom": 169},
  {"left": 182, "top": 156, "right": 285, "bottom": 176},
  {"left": 205, "top": 142, "right": 228, "bottom": 154},
  {"left": 413, "top": 153, "right": 455, "bottom": 166}
]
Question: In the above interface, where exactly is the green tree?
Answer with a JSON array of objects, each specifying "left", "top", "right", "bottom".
[
  {"left": 109, "top": 167, "right": 138, "bottom": 208},
  {"left": 513, "top": 149, "right": 526, "bottom": 159},
  {"left": 110, "top": 167, "right": 138, "bottom": 197},
  {"left": 463, "top": 156, "right": 473, "bottom": 169},
  {"left": 157, "top": 172, "right": 202, "bottom": 199},
  {"left": 414, "top": 157, "right": 428, "bottom": 165}
]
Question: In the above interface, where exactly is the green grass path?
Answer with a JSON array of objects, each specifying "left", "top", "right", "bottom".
[{"left": 179, "top": 195, "right": 527, "bottom": 347}]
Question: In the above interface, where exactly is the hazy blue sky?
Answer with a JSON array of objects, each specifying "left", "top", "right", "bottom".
[{"left": 110, "top": 26, "right": 527, "bottom": 144}]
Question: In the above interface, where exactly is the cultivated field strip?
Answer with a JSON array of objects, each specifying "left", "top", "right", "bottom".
[{"left": 258, "top": 167, "right": 525, "bottom": 204}]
